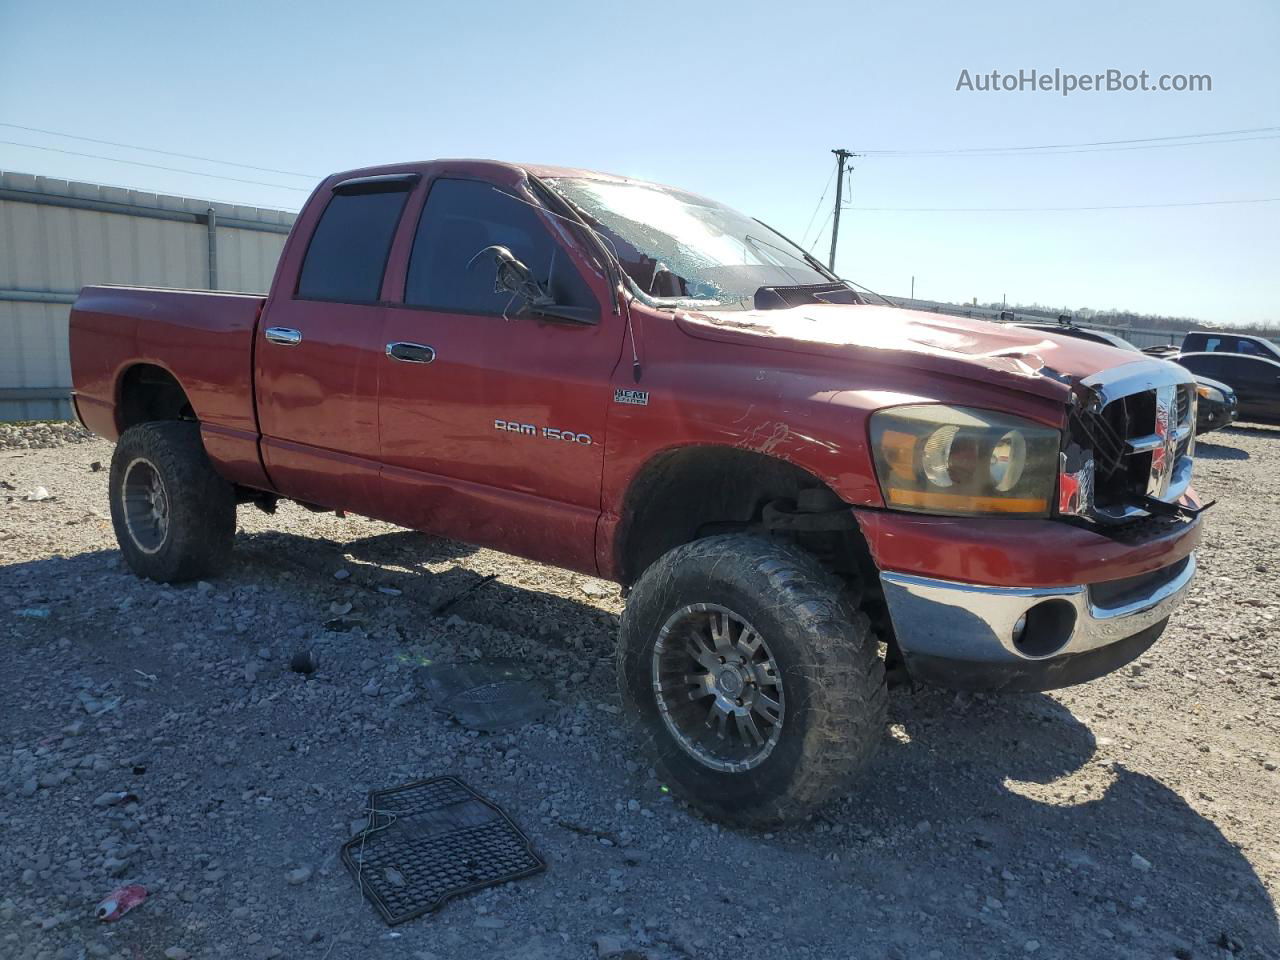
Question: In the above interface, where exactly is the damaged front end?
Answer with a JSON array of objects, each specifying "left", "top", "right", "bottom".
[
  {"left": 874, "top": 357, "right": 1206, "bottom": 694},
  {"left": 1058, "top": 359, "right": 1207, "bottom": 526}
]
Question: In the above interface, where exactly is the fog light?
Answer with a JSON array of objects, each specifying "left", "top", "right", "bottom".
[
  {"left": 1011, "top": 613, "right": 1028, "bottom": 645},
  {"left": 1011, "top": 600, "right": 1077, "bottom": 658}
]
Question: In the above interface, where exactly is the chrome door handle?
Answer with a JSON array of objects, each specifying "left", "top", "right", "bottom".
[
  {"left": 386, "top": 342, "right": 436, "bottom": 364},
  {"left": 265, "top": 327, "right": 302, "bottom": 345}
]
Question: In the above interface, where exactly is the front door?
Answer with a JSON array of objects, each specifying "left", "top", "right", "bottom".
[{"left": 376, "top": 176, "right": 623, "bottom": 574}]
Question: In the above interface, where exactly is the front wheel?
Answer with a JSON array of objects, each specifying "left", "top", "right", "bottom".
[
  {"left": 617, "top": 534, "right": 887, "bottom": 826},
  {"left": 109, "top": 421, "right": 236, "bottom": 582}
]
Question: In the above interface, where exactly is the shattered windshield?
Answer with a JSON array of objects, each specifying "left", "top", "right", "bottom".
[{"left": 545, "top": 177, "right": 834, "bottom": 310}]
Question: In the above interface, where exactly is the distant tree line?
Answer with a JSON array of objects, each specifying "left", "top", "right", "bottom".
[{"left": 979, "top": 302, "right": 1276, "bottom": 335}]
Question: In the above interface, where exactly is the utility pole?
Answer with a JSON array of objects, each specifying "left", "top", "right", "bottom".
[{"left": 828, "top": 148, "right": 855, "bottom": 271}]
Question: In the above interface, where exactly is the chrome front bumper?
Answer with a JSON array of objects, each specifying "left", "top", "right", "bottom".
[{"left": 880, "top": 553, "right": 1196, "bottom": 692}]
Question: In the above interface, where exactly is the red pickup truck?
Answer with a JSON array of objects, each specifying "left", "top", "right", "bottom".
[{"left": 70, "top": 159, "right": 1203, "bottom": 824}]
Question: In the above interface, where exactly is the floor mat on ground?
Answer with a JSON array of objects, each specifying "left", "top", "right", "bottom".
[
  {"left": 341, "top": 776, "right": 545, "bottom": 925},
  {"left": 417, "top": 659, "right": 552, "bottom": 731}
]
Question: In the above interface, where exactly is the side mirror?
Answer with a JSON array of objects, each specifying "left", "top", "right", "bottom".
[
  {"left": 466, "top": 244, "right": 597, "bottom": 325},
  {"left": 468, "top": 245, "right": 554, "bottom": 308}
]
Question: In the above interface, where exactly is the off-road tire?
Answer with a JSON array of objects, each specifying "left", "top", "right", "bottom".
[
  {"left": 617, "top": 534, "right": 887, "bottom": 826},
  {"left": 109, "top": 421, "right": 236, "bottom": 582}
]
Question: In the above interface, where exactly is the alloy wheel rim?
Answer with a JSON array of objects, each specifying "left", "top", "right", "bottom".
[
  {"left": 121, "top": 458, "right": 170, "bottom": 554},
  {"left": 651, "top": 603, "right": 785, "bottom": 773}
]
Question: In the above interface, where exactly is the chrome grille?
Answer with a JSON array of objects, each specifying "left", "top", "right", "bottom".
[
  {"left": 1175, "top": 384, "right": 1195, "bottom": 460},
  {"left": 1066, "top": 361, "right": 1196, "bottom": 522},
  {"left": 1174, "top": 383, "right": 1190, "bottom": 426}
]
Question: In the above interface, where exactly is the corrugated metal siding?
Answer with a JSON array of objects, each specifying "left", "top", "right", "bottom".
[
  {"left": 0, "top": 171, "right": 295, "bottom": 420},
  {"left": 0, "top": 299, "right": 71, "bottom": 419},
  {"left": 216, "top": 221, "right": 284, "bottom": 294}
]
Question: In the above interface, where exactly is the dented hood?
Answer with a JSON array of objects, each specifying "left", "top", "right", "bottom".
[{"left": 676, "top": 303, "right": 1142, "bottom": 404}]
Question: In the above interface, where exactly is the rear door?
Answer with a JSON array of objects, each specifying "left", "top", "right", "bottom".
[
  {"left": 254, "top": 174, "right": 418, "bottom": 507},
  {"left": 375, "top": 175, "right": 622, "bottom": 573}
]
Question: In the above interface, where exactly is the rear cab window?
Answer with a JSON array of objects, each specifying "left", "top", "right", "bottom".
[{"left": 297, "top": 176, "right": 417, "bottom": 302}]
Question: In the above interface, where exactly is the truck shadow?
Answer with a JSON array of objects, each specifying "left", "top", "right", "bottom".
[
  {"left": 846, "top": 688, "right": 1279, "bottom": 957},
  {"left": 234, "top": 528, "right": 620, "bottom": 641},
  {"left": 237, "top": 526, "right": 480, "bottom": 573},
  {"left": 1195, "top": 439, "right": 1250, "bottom": 461}
]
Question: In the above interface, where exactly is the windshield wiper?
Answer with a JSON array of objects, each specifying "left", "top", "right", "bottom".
[
  {"left": 743, "top": 233, "right": 824, "bottom": 280},
  {"left": 747, "top": 221, "right": 841, "bottom": 279}
]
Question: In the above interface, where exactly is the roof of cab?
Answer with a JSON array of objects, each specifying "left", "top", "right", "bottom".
[{"left": 322, "top": 158, "right": 645, "bottom": 188}]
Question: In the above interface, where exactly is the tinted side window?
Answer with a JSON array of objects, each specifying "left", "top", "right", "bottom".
[
  {"left": 1204, "top": 337, "right": 1222, "bottom": 352},
  {"left": 1236, "top": 339, "right": 1261, "bottom": 356},
  {"left": 1180, "top": 355, "right": 1219, "bottom": 379},
  {"left": 405, "top": 178, "right": 594, "bottom": 314},
  {"left": 297, "top": 190, "right": 410, "bottom": 302}
]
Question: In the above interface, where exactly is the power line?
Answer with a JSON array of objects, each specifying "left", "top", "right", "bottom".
[
  {"left": 866, "top": 133, "right": 1280, "bottom": 159},
  {"left": 861, "top": 125, "right": 1280, "bottom": 157},
  {"left": 0, "top": 121, "right": 320, "bottom": 178},
  {"left": 848, "top": 197, "right": 1280, "bottom": 212},
  {"left": 0, "top": 140, "right": 313, "bottom": 191},
  {"left": 807, "top": 208, "right": 834, "bottom": 251},
  {"left": 800, "top": 166, "right": 836, "bottom": 249}
]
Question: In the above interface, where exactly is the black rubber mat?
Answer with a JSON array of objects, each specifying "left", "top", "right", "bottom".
[
  {"left": 341, "top": 777, "right": 544, "bottom": 925},
  {"left": 417, "top": 659, "right": 552, "bottom": 732}
]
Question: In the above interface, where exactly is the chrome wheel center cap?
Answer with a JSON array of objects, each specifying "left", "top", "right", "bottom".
[{"left": 716, "top": 667, "right": 746, "bottom": 697}]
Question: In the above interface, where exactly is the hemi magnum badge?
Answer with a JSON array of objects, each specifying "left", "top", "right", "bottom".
[{"left": 614, "top": 388, "right": 649, "bottom": 406}]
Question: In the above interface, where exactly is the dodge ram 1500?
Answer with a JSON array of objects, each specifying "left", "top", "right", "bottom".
[{"left": 70, "top": 159, "right": 1205, "bottom": 824}]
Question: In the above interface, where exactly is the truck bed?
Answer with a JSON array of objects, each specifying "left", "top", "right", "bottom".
[{"left": 70, "top": 284, "right": 270, "bottom": 488}]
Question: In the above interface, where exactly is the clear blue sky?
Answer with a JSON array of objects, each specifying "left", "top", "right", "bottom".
[{"left": 1, "top": 0, "right": 1276, "bottom": 325}]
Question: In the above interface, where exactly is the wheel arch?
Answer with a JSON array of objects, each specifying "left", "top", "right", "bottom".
[
  {"left": 613, "top": 443, "right": 877, "bottom": 587},
  {"left": 115, "top": 363, "right": 196, "bottom": 433}
]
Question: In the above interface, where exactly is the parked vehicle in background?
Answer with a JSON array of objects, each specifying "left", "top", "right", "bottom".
[
  {"left": 1014, "top": 321, "right": 1138, "bottom": 354},
  {"left": 1175, "top": 352, "right": 1280, "bottom": 427},
  {"left": 1182, "top": 330, "right": 1280, "bottom": 362},
  {"left": 1017, "top": 322, "right": 1235, "bottom": 434},
  {"left": 1189, "top": 376, "right": 1238, "bottom": 434},
  {"left": 69, "top": 159, "right": 1205, "bottom": 824}
]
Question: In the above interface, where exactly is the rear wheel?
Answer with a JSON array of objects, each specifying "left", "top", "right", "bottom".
[
  {"left": 109, "top": 422, "right": 235, "bottom": 582},
  {"left": 618, "top": 534, "right": 887, "bottom": 826}
]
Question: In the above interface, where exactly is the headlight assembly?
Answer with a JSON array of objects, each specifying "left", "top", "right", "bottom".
[{"left": 870, "top": 405, "right": 1060, "bottom": 516}]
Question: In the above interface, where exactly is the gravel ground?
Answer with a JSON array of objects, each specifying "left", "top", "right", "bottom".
[{"left": 2, "top": 423, "right": 1278, "bottom": 960}]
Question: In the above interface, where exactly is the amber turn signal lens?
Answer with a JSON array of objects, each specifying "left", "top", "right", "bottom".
[{"left": 884, "top": 489, "right": 1050, "bottom": 514}]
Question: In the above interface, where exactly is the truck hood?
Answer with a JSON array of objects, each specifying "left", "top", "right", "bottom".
[{"left": 676, "top": 303, "right": 1143, "bottom": 404}]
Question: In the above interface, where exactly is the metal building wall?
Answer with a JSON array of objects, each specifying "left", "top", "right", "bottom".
[{"left": 0, "top": 171, "right": 296, "bottom": 420}]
